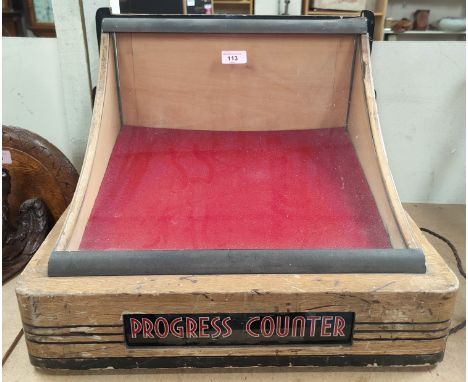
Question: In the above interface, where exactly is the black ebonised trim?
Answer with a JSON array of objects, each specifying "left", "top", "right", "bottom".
[
  {"left": 100, "top": 14, "right": 367, "bottom": 34},
  {"left": 353, "top": 335, "right": 447, "bottom": 342},
  {"left": 24, "top": 331, "right": 121, "bottom": 337},
  {"left": 26, "top": 339, "right": 123, "bottom": 345},
  {"left": 48, "top": 248, "right": 426, "bottom": 277},
  {"left": 23, "top": 323, "right": 122, "bottom": 329},
  {"left": 361, "top": 10, "right": 375, "bottom": 49},
  {"left": 355, "top": 319, "right": 450, "bottom": 325},
  {"left": 23, "top": 320, "right": 448, "bottom": 329},
  {"left": 354, "top": 328, "right": 450, "bottom": 333},
  {"left": 96, "top": 7, "right": 111, "bottom": 48},
  {"left": 29, "top": 353, "right": 444, "bottom": 369}
]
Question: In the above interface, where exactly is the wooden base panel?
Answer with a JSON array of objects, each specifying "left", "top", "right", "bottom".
[{"left": 16, "top": 212, "right": 458, "bottom": 369}]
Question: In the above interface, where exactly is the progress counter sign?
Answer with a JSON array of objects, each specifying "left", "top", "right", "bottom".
[{"left": 123, "top": 312, "right": 354, "bottom": 347}]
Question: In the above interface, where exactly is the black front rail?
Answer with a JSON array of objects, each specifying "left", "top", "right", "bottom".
[{"left": 48, "top": 248, "right": 426, "bottom": 276}]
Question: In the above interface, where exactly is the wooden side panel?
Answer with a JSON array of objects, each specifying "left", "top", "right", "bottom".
[
  {"left": 347, "top": 35, "right": 417, "bottom": 248},
  {"left": 359, "top": 36, "right": 418, "bottom": 248},
  {"left": 55, "top": 34, "right": 121, "bottom": 251},
  {"left": 117, "top": 33, "right": 355, "bottom": 131}
]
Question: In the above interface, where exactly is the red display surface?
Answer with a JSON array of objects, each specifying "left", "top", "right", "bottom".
[{"left": 80, "top": 126, "right": 390, "bottom": 250}]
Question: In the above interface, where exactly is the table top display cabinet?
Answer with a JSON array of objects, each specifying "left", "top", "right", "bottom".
[{"left": 16, "top": 12, "right": 458, "bottom": 370}]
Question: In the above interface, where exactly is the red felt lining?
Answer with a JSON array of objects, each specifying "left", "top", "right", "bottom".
[{"left": 80, "top": 126, "right": 391, "bottom": 250}]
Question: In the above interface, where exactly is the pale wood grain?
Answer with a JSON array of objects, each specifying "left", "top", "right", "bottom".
[
  {"left": 117, "top": 33, "right": 354, "bottom": 131},
  {"left": 55, "top": 33, "right": 121, "bottom": 251}
]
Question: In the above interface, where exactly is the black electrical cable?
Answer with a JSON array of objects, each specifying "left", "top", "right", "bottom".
[
  {"left": 421, "top": 228, "right": 466, "bottom": 278},
  {"left": 2, "top": 329, "right": 23, "bottom": 365},
  {"left": 420, "top": 227, "right": 466, "bottom": 335}
]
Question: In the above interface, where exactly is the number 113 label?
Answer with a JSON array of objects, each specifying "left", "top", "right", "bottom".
[{"left": 221, "top": 51, "right": 247, "bottom": 64}]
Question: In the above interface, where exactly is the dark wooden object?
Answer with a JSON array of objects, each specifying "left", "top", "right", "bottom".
[
  {"left": 2, "top": 0, "right": 23, "bottom": 36},
  {"left": 2, "top": 168, "right": 51, "bottom": 283},
  {"left": 2, "top": 126, "right": 78, "bottom": 282}
]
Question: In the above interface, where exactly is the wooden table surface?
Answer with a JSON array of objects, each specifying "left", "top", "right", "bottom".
[{"left": 3, "top": 203, "right": 465, "bottom": 381}]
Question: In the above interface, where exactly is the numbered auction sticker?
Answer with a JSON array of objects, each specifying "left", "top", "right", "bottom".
[
  {"left": 221, "top": 51, "right": 247, "bottom": 64},
  {"left": 2, "top": 150, "right": 12, "bottom": 164}
]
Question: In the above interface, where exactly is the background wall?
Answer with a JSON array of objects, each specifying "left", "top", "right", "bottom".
[
  {"left": 83, "top": 0, "right": 110, "bottom": 87},
  {"left": 2, "top": 2, "right": 466, "bottom": 204},
  {"left": 49, "top": 0, "right": 93, "bottom": 168},
  {"left": 2, "top": 37, "right": 72, "bottom": 164},
  {"left": 372, "top": 41, "right": 465, "bottom": 204},
  {"left": 255, "top": 0, "right": 301, "bottom": 15},
  {"left": 2, "top": 2, "right": 95, "bottom": 169}
]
